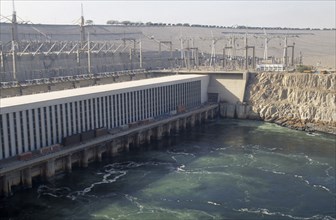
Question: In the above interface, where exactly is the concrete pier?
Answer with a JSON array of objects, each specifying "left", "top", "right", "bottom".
[
  {"left": 65, "top": 155, "right": 72, "bottom": 173},
  {"left": 81, "top": 150, "right": 89, "bottom": 168},
  {"left": 2, "top": 175, "right": 11, "bottom": 197},
  {"left": 23, "top": 168, "right": 32, "bottom": 188},
  {"left": 45, "top": 159, "right": 55, "bottom": 180},
  {"left": 0, "top": 104, "right": 218, "bottom": 197},
  {"left": 175, "top": 120, "right": 180, "bottom": 132},
  {"left": 157, "top": 126, "right": 163, "bottom": 140}
]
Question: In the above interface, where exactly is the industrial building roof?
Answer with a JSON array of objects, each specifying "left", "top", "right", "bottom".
[{"left": 1, "top": 74, "right": 206, "bottom": 109}]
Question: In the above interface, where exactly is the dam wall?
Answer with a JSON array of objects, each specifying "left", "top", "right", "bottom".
[
  {"left": 207, "top": 72, "right": 248, "bottom": 103},
  {"left": 220, "top": 72, "right": 336, "bottom": 134},
  {"left": 0, "top": 105, "right": 218, "bottom": 197}
]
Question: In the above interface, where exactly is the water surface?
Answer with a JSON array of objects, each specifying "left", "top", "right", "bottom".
[{"left": 1, "top": 119, "right": 335, "bottom": 220}]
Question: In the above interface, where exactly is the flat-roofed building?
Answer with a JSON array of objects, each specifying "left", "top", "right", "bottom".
[{"left": 0, "top": 74, "right": 209, "bottom": 159}]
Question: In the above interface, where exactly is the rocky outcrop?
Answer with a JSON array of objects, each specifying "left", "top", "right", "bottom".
[{"left": 220, "top": 72, "right": 336, "bottom": 134}]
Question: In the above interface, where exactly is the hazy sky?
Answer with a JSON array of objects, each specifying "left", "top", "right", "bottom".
[{"left": 0, "top": 0, "right": 335, "bottom": 28}]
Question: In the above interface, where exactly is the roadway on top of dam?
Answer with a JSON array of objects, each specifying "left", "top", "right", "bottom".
[{"left": 153, "top": 69, "right": 247, "bottom": 75}]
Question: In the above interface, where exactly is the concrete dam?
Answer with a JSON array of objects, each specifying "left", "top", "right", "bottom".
[
  {"left": 1, "top": 68, "right": 335, "bottom": 196},
  {"left": 0, "top": 73, "right": 218, "bottom": 196}
]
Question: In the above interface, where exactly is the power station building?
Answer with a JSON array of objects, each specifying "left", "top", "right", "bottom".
[{"left": 0, "top": 74, "right": 209, "bottom": 160}]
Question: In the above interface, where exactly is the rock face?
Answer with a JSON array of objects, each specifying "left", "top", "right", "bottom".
[{"left": 220, "top": 72, "right": 336, "bottom": 134}]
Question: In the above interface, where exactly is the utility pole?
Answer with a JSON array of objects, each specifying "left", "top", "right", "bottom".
[
  {"left": 80, "top": 4, "right": 86, "bottom": 46},
  {"left": 0, "top": 48, "right": 4, "bottom": 72},
  {"left": 180, "top": 38, "right": 184, "bottom": 68},
  {"left": 287, "top": 42, "right": 295, "bottom": 66},
  {"left": 76, "top": 46, "right": 80, "bottom": 65},
  {"left": 87, "top": 32, "right": 91, "bottom": 73},
  {"left": 186, "top": 39, "right": 190, "bottom": 70},
  {"left": 129, "top": 47, "right": 133, "bottom": 70},
  {"left": 245, "top": 34, "right": 248, "bottom": 70},
  {"left": 209, "top": 31, "right": 216, "bottom": 67},
  {"left": 263, "top": 37, "right": 268, "bottom": 60},
  {"left": 263, "top": 29, "right": 268, "bottom": 60},
  {"left": 11, "top": 0, "right": 18, "bottom": 80},
  {"left": 231, "top": 35, "right": 236, "bottom": 58},
  {"left": 139, "top": 40, "right": 142, "bottom": 68},
  {"left": 244, "top": 34, "right": 255, "bottom": 70},
  {"left": 223, "top": 46, "right": 232, "bottom": 69},
  {"left": 283, "top": 37, "right": 288, "bottom": 67}
]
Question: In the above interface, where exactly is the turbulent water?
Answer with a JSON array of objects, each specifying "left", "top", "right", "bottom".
[{"left": 1, "top": 119, "right": 335, "bottom": 220}]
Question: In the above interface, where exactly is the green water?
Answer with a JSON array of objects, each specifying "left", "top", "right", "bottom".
[{"left": 1, "top": 119, "right": 335, "bottom": 220}]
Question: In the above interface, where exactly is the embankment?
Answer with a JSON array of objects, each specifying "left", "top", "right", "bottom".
[{"left": 220, "top": 72, "right": 336, "bottom": 134}]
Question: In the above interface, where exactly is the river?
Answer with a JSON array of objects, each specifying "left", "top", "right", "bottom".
[{"left": 0, "top": 119, "right": 335, "bottom": 220}]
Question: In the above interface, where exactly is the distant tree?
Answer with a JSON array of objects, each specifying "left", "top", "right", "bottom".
[
  {"left": 121, "top": 21, "right": 131, "bottom": 25},
  {"left": 106, "top": 20, "right": 120, "bottom": 25}
]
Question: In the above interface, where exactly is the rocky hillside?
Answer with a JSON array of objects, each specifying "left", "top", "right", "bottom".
[{"left": 244, "top": 72, "right": 336, "bottom": 134}]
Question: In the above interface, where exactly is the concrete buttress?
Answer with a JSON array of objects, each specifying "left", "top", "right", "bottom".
[
  {"left": 45, "top": 159, "right": 55, "bottom": 179},
  {"left": 23, "top": 168, "right": 32, "bottom": 188},
  {"left": 66, "top": 155, "right": 72, "bottom": 173},
  {"left": 81, "top": 150, "right": 89, "bottom": 168}
]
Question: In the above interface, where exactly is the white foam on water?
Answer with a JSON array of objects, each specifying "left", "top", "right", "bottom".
[
  {"left": 293, "top": 174, "right": 335, "bottom": 196},
  {"left": 235, "top": 207, "right": 336, "bottom": 220},
  {"left": 306, "top": 132, "right": 322, "bottom": 137},
  {"left": 325, "top": 166, "right": 334, "bottom": 177},
  {"left": 58, "top": 160, "right": 177, "bottom": 200},
  {"left": 177, "top": 164, "right": 185, "bottom": 172},
  {"left": 37, "top": 185, "right": 72, "bottom": 198},
  {"left": 303, "top": 155, "right": 330, "bottom": 166},
  {"left": 247, "top": 154, "right": 254, "bottom": 159},
  {"left": 207, "top": 201, "right": 221, "bottom": 206},
  {"left": 125, "top": 194, "right": 144, "bottom": 213},
  {"left": 294, "top": 175, "right": 310, "bottom": 185},
  {"left": 167, "top": 150, "right": 196, "bottom": 158},
  {"left": 313, "top": 185, "right": 332, "bottom": 193},
  {"left": 217, "top": 145, "right": 234, "bottom": 151},
  {"left": 105, "top": 161, "right": 143, "bottom": 169},
  {"left": 74, "top": 170, "right": 127, "bottom": 197},
  {"left": 91, "top": 214, "right": 115, "bottom": 220},
  {"left": 258, "top": 167, "right": 286, "bottom": 175}
]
